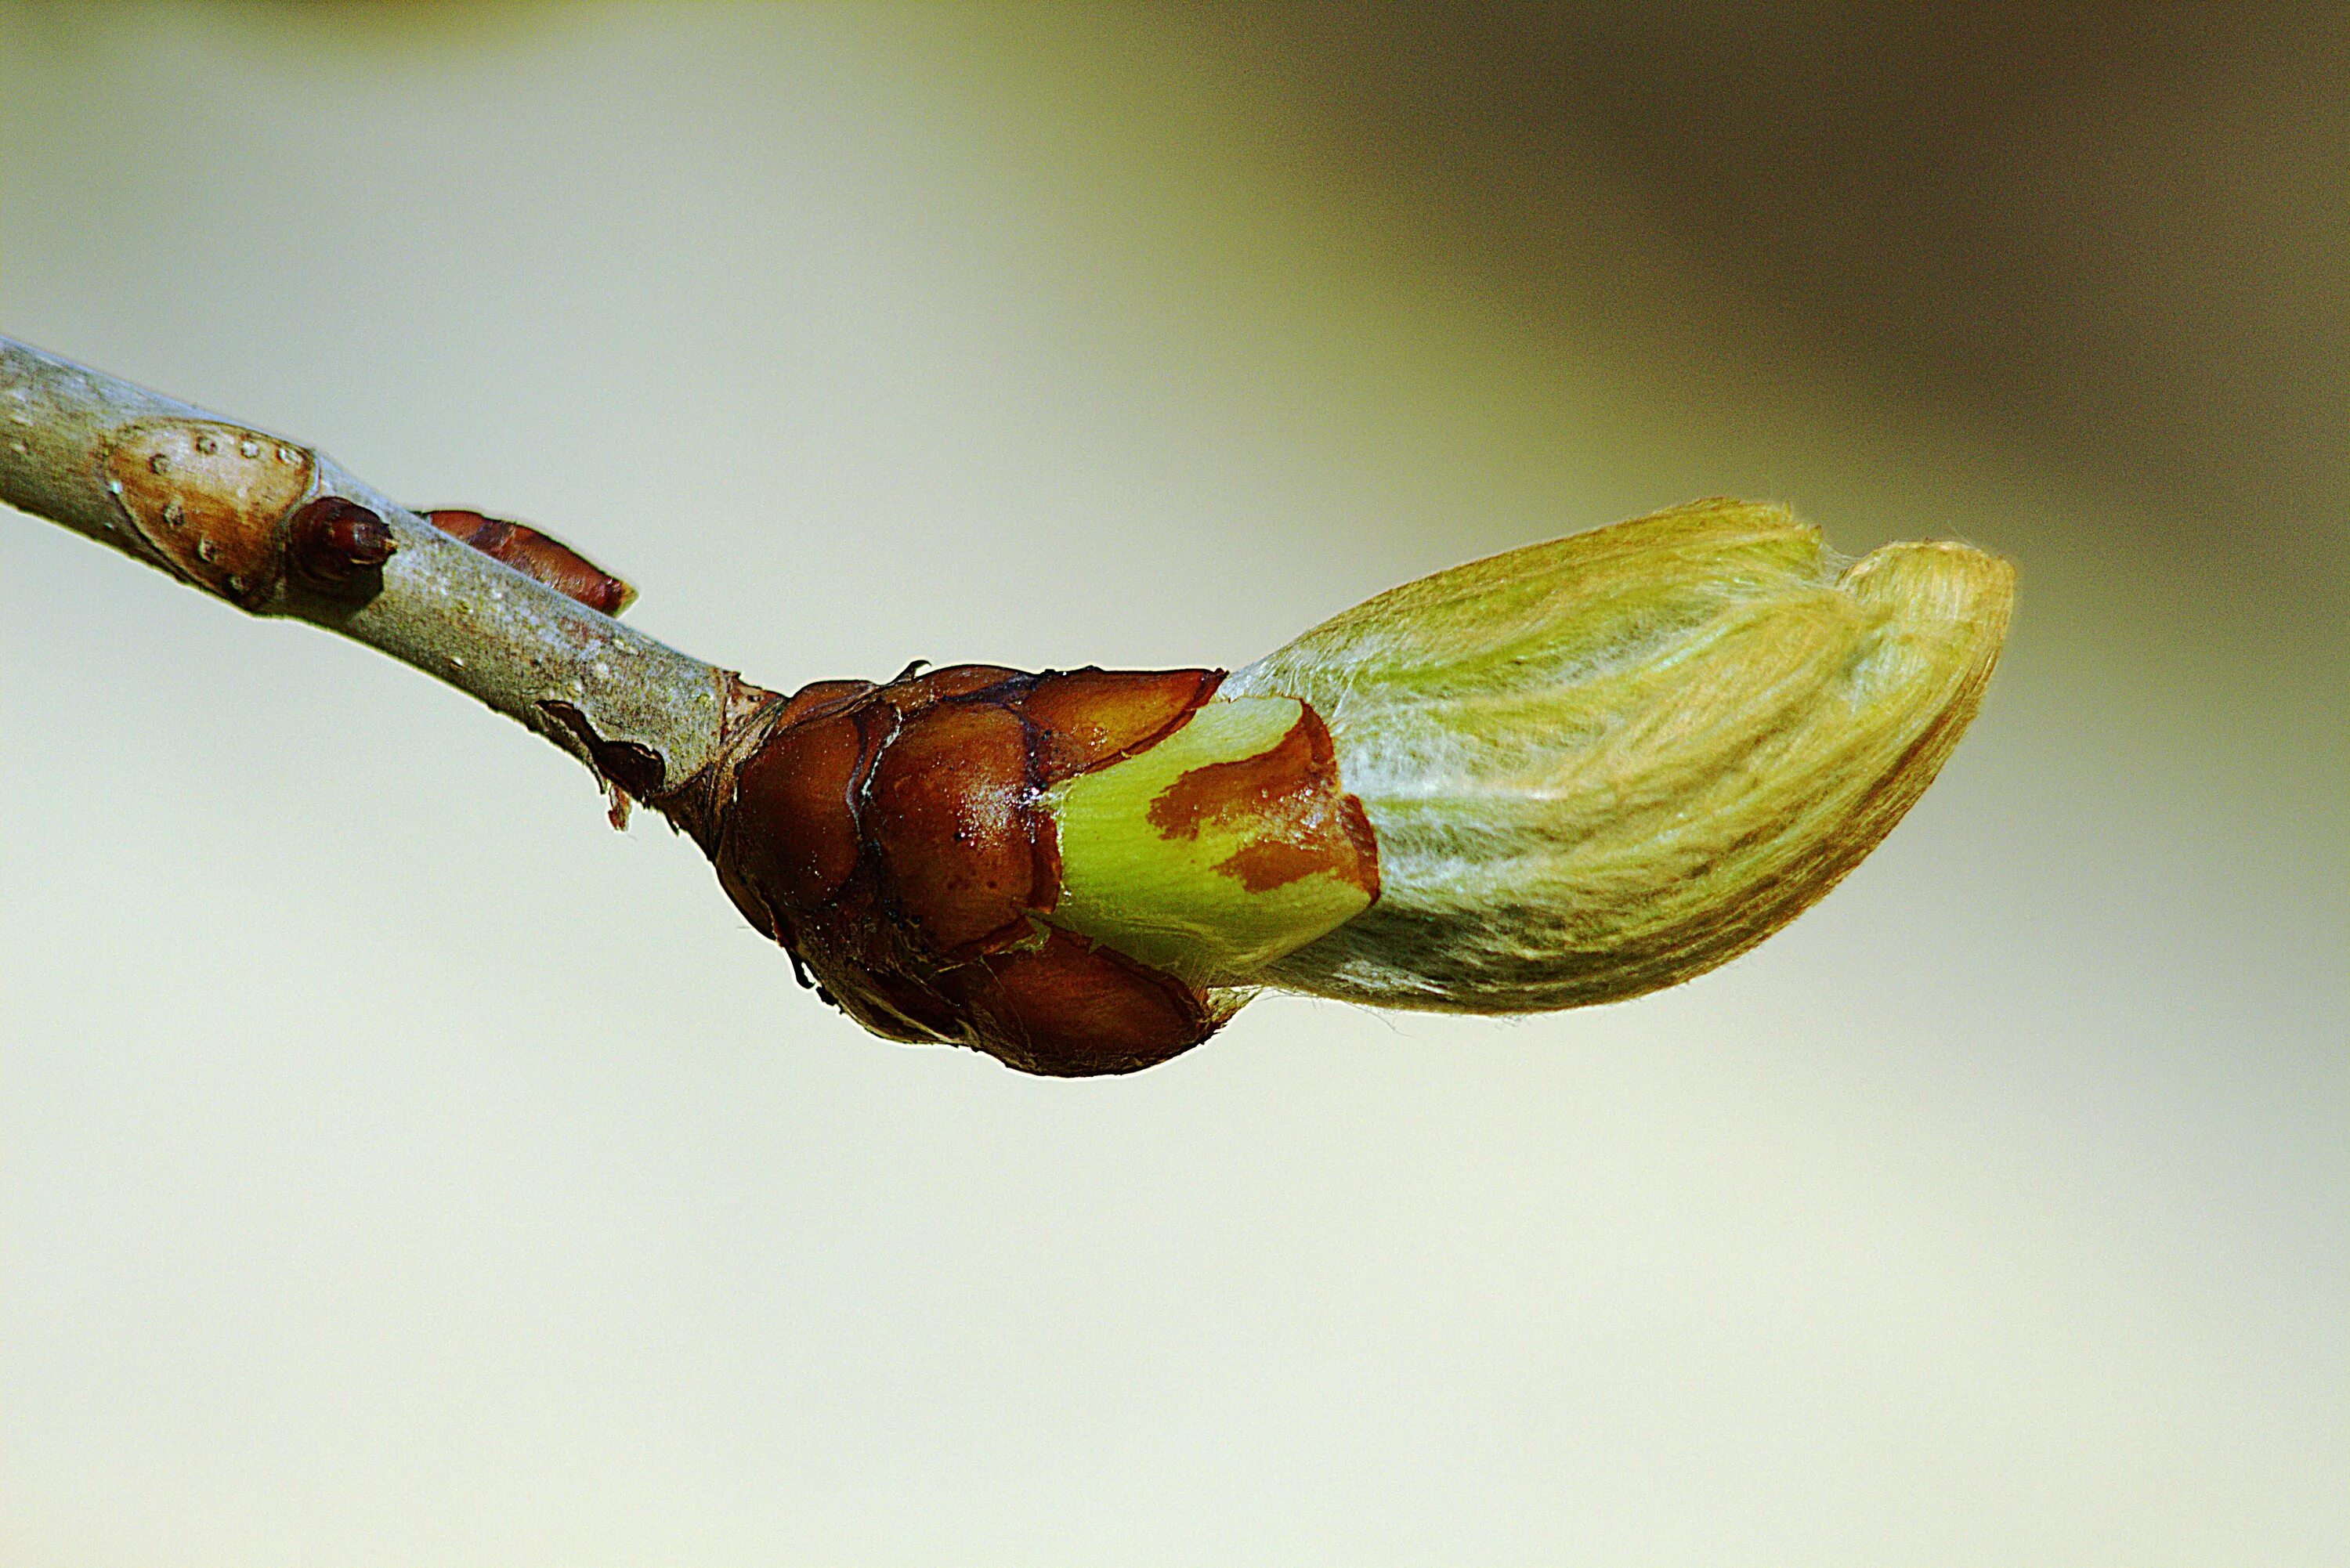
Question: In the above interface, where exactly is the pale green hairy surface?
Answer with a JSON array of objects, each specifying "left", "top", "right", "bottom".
[
  {"left": 1222, "top": 498, "right": 2016, "bottom": 1012},
  {"left": 1047, "top": 696, "right": 1376, "bottom": 985}
]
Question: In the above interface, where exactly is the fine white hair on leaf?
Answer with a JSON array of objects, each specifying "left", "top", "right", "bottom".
[{"left": 1223, "top": 497, "right": 2016, "bottom": 1013}]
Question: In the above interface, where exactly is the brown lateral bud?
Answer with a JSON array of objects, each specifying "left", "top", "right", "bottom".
[
  {"left": 286, "top": 497, "right": 395, "bottom": 593},
  {"left": 428, "top": 508, "right": 635, "bottom": 615},
  {"left": 711, "top": 663, "right": 1249, "bottom": 1075}
]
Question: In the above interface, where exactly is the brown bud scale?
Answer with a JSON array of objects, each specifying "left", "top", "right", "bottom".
[
  {"left": 428, "top": 508, "right": 635, "bottom": 616},
  {"left": 714, "top": 663, "right": 1233, "bottom": 1075}
]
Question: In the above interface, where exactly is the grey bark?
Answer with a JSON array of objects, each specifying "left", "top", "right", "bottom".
[{"left": 1, "top": 335, "right": 733, "bottom": 797}]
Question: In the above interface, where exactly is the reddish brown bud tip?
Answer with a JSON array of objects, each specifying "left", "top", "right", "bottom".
[
  {"left": 429, "top": 508, "right": 634, "bottom": 616},
  {"left": 1024, "top": 666, "right": 1224, "bottom": 780},
  {"left": 287, "top": 497, "right": 395, "bottom": 592}
]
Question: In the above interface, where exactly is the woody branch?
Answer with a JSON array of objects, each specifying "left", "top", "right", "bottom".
[{"left": 0, "top": 334, "right": 745, "bottom": 805}]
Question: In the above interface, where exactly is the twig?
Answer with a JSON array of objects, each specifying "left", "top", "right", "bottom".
[{"left": 0, "top": 334, "right": 746, "bottom": 811}]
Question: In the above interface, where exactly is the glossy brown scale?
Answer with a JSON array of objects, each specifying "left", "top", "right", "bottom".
[
  {"left": 1021, "top": 663, "right": 1216, "bottom": 777},
  {"left": 713, "top": 663, "right": 1229, "bottom": 1075},
  {"left": 732, "top": 706, "right": 866, "bottom": 909},
  {"left": 866, "top": 699, "right": 1043, "bottom": 954},
  {"left": 428, "top": 508, "right": 635, "bottom": 615},
  {"left": 939, "top": 928, "right": 1223, "bottom": 1078}
]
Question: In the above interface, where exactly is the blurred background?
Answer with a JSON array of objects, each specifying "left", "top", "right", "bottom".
[{"left": 3, "top": 5, "right": 2342, "bottom": 1563}]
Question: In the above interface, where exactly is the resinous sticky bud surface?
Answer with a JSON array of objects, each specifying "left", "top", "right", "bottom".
[{"left": 713, "top": 663, "right": 1279, "bottom": 1075}]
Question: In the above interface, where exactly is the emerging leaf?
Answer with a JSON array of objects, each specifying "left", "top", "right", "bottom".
[{"left": 1222, "top": 498, "right": 2015, "bottom": 1011}]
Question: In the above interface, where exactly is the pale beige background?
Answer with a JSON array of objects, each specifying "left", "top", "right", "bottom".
[{"left": 4, "top": 6, "right": 2344, "bottom": 1564}]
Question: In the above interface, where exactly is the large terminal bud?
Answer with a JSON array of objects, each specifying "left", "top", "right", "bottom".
[{"left": 687, "top": 497, "right": 2012, "bottom": 1075}]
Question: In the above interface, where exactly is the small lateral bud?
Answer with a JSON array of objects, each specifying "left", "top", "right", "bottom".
[
  {"left": 428, "top": 508, "right": 635, "bottom": 616},
  {"left": 286, "top": 497, "right": 395, "bottom": 592}
]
